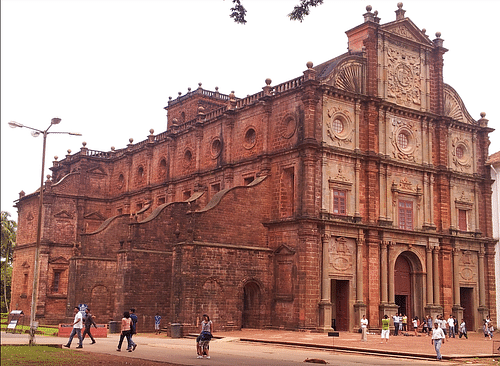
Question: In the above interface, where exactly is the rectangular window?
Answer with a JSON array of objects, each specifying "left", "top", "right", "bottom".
[
  {"left": 332, "top": 190, "right": 346, "bottom": 215},
  {"left": 458, "top": 209, "right": 467, "bottom": 231},
  {"left": 398, "top": 200, "right": 413, "bottom": 230},
  {"left": 158, "top": 196, "right": 166, "bottom": 205},
  {"left": 23, "top": 273, "right": 29, "bottom": 293},
  {"left": 183, "top": 190, "right": 191, "bottom": 200},
  {"left": 52, "top": 271, "right": 61, "bottom": 293}
]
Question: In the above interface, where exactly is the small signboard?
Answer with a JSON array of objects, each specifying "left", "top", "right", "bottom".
[{"left": 7, "top": 310, "right": 24, "bottom": 333}]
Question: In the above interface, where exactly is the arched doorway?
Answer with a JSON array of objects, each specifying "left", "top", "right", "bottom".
[
  {"left": 394, "top": 252, "right": 424, "bottom": 320},
  {"left": 242, "top": 281, "right": 261, "bottom": 328}
]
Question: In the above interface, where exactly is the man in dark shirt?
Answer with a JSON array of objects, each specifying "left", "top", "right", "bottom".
[
  {"left": 82, "top": 308, "right": 97, "bottom": 344},
  {"left": 129, "top": 308, "right": 138, "bottom": 351}
]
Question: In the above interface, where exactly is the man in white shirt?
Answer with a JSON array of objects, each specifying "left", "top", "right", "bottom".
[
  {"left": 392, "top": 314, "right": 400, "bottom": 336},
  {"left": 64, "top": 306, "right": 84, "bottom": 348},
  {"left": 447, "top": 315, "right": 455, "bottom": 338},
  {"left": 431, "top": 321, "right": 446, "bottom": 360}
]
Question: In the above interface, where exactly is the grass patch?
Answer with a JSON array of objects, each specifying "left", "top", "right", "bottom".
[{"left": 1, "top": 345, "right": 101, "bottom": 365}]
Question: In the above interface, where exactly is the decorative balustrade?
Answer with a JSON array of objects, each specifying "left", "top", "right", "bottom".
[{"left": 61, "top": 75, "right": 306, "bottom": 164}]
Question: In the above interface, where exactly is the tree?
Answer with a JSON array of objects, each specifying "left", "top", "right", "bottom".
[
  {"left": 1, "top": 211, "right": 16, "bottom": 312},
  {"left": 229, "top": 0, "right": 324, "bottom": 24}
]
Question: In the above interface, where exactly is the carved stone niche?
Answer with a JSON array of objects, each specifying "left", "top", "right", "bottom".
[
  {"left": 274, "top": 244, "right": 296, "bottom": 301},
  {"left": 328, "top": 236, "right": 354, "bottom": 274}
]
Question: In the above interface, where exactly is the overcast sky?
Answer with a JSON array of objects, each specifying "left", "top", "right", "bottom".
[{"left": 2, "top": 0, "right": 499, "bottom": 221}]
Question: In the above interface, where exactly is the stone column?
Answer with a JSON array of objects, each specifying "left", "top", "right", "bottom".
[
  {"left": 380, "top": 241, "right": 388, "bottom": 303},
  {"left": 356, "top": 234, "right": 364, "bottom": 302},
  {"left": 319, "top": 234, "right": 333, "bottom": 332},
  {"left": 452, "top": 247, "right": 464, "bottom": 323},
  {"left": 354, "top": 233, "right": 367, "bottom": 329},
  {"left": 478, "top": 245, "right": 486, "bottom": 307},
  {"left": 433, "top": 247, "right": 440, "bottom": 306},
  {"left": 388, "top": 242, "right": 395, "bottom": 304},
  {"left": 477, "top": 244, "right": 489, "bottom": 327},
  {"left": 354, "top": 160, "right": 361, "bottom": 218},
  {"left": 426, "top": 246, "right": 433, "bottom": 305},
  {"left": 453, "top": 247, "right": 460, "bottom": 306}
]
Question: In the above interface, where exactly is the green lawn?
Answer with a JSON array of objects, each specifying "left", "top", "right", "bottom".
[{"left": 1, "top": 345, "right": 91, "bottom": 365}]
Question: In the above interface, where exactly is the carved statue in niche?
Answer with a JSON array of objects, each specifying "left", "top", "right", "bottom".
[
  {"left": 386, "top": 47, "right": 422, "bottom": 107},
  {"left": 328, "top": 236, "right": 353, "bottom": 272}
]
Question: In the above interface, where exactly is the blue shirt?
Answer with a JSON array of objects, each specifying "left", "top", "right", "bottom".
[
  {"left": 130, "top": 313, "right": 138, "bottom": 331},
  {"left": 154, "top": 315, "right": 161, "bottom": 325}
]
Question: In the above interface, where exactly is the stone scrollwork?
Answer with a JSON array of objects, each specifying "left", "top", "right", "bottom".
[
  {"left": 328, "top": 236, "right": 353, "bottom": 273},
  {"left": 326, "top": 107, "right": 354, "bottom": 147},
  {"left": 386, "top": 47, "right": 422, "bottom": 107},
  {"left": 451, "top": 137, "right": 472, "bottom": 171},
  {"left": 390, "top": 117, "right": 419, "bottom": 161}
]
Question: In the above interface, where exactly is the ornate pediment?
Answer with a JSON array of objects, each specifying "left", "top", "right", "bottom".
[
  {"left": 84, "top": 211, "right": 106, "bottom": 221},
  {"left": 87, "top": 165, "right": 107, "bottom": 176},
  {"left": 381, "top": 19, "right": 433, "bottom": 46},
  {"left": 49, "top": 256, "right": 69, "bottom": 265},
  {"left": 444, "top": 84, "right": 476, "bottom": 124},
  {"left": 54, "top": 210, "right": 74, "bottom": 219},
  {"left": 274, "top": 244, "right": 296, "bottom": 255}
]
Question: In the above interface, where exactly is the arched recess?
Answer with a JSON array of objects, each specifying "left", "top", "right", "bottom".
[
  {"left": 90, "top": 285, "right": 112, "bottom": 323},
  {"left": 242, "top": 280, "right": 262, "bottom": 328},
  {"left": 394, "top": 251, "right": 424, "bottom": 320}
]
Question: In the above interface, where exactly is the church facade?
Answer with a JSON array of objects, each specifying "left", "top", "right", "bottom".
[{"left": 11, "top": 4, "right": 496, "bottom": 333}]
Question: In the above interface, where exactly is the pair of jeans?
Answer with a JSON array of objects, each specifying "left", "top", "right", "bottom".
[
  {"left": 117, "top": 330, "right": 132, "bottom": 350},
  {"left": 67, "top": 328, "right": 83, "bottom": 347},
  {"left": 82, "top": 326, "right": 95, "bottom": 342},
  {"left": 434, "top": 339, "right": 442, "bottom": 360},
  {"left": 394, "top": 323, "right": 399, "bottom": 336}
]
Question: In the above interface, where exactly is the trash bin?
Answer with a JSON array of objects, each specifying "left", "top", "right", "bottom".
[
  {"left": 171, "top": 323, "right": 182, "bottom": 338},
  {"left": 109, "top": 321, "right": 119, "bottom": 334}
]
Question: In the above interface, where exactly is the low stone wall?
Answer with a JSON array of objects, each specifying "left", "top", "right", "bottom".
[{"left": 58, "top": 324, "right": 108, "bottom": 338}]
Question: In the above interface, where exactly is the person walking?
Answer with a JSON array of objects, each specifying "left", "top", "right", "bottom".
[
  {"left": 117, "top": 311, "right": 133, "bottom": 352},
  {"left": 426, "top": 315, "right": 433, "bottom": 336},
  {"left": 64, "top": 306, "right": 84, "bottom": 349},
  {"left": 459, "top": 319, "right": 468, "bottom": 339},
  {"left": 431, "top": 321, "right": 446, "bottom": 361},
  {"left": 197, "top": 314, "right": 213, "bottom": 359},
  {"left": 129, "top": 308, "right": 138, "bottom": 351},
  {"left": 360, "top": 315, "right": 368, "bottom": 342},
  {"left": 82, "top": 308, "right": 97, "bottom": 344},
  {"left": 154, "top": 313, "right": 162, "bottom": 335}
]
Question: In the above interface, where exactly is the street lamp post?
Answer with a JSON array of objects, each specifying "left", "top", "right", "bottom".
[{"left": 8, "top": 118, "right": 81, "bottom": 346}]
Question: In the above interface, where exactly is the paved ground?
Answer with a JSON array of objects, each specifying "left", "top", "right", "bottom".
[{"left": 2, "top": 328, "right": 499, "bottom": 363}]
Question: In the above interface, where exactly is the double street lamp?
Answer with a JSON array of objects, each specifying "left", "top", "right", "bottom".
[{"left": 8, "top": 118, "right": 81, "bottom": 346}]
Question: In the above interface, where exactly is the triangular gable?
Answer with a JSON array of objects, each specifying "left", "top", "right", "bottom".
[
  {"left": 54, "top": 210, "right": 74, "bottom": 219},
  {"left": 84, "top": 211, "right": 106, "bottom": 220},
  {"left": 381, "top": 18, "right": 433, "bottom": 46},
  {"left": 49, "top": 256, "right": 70, "bottom": 265},
  {"left": 274, "top": 244, "right": 296, "bottom": 255},
  {"left": 87, "top": 165, "right": 107, "bottom": 176},
  {"left": 22, "top": 261, "right": 30, "bottom": 269}
]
